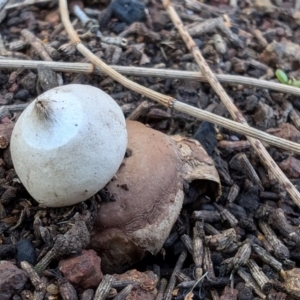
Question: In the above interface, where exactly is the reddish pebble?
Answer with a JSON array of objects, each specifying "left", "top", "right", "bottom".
[
  {"left": 59, "top": 250, "right": 103, "bottom": 289},
  {"left": 0, "top": 261, "right": 28, "bottom": 300},
  {"left": 279, "top": 156, "right": 300, "bottom": 178}
]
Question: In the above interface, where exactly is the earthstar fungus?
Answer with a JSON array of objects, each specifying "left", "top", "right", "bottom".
[
  {"left": 10, "top": 84, "right": 127, "bottom": 207},
  {"left": 90, "top": 120, "right": 221, "bottom": 273}
]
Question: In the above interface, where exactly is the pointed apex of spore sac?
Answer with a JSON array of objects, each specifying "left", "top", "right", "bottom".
[{"left": 35, "top": 99, "right": 55, "bottom": 123}]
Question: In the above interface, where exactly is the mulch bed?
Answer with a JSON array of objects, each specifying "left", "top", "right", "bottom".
[{"left": 1, "top": 0, "right": 300, "bottom": 299}]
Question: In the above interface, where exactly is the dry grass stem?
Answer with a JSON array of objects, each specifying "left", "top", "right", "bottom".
[
  {"left": 174, "top": 102, "right": 300, "bottom": 155},
  {"left": 1, "top": 59, "right": 300, "bottom": 96},
  {"left": 162, "top": 0, "right": 300, "bottom": 208}
]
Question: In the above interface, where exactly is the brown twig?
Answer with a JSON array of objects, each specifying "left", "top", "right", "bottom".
[
  {"left": 164, "top": 250, "right": 187, "bottom": 300},
  {"left": 21, "top": 29, "right": 52, "bottom": 61},
  {"left": 127, "top": 101, "right": 150, "bottom": 120},
  {"left": 162, "top": 0, "right": 300, "bottom": 209}
]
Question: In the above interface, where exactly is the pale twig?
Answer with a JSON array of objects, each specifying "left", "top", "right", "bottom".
[
  {"left": 162, "top": 0, "right": 300, "bottom": 208},
  {"left": 2, "top": 59, "right": 300, "bottom": 97}
]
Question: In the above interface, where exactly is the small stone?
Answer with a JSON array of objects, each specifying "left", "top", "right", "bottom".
[
  {"left": 0, "top": 96, "right": 8, "bottom": 105},
  {"left": 151, "top": 10, "right": 168, "bottom": 31},
  {"left": 110, "top": 0, "right": 146, "bottom": 24},
  {"left": 1, "top": 117, "right": 11, "bottom": 124},
  {"left": 253, "top": 102, "right": 275, "bottom": 130},
  {"left": 9, "top": 83, "right": 18, "bottom": 93},
  {"left": 245, "top": 95, "right": 258, "bottom": 113},
  {"left": 49, "top": 41, "right": 60, "bottom": 49},
  {"left": 0, "top": 158, "right": 5, "bottom": 167},
  {"left": 232, "top": 58, "right": 247, "bottom": 73},
  {"left": 194, "top": 38, "right": 204, "bottom": 48},
  {"left": 1, "top": 186, "right": 17, "bottom": 204},
  {"left": 276, "top": 27, "right": 285, "bottom": 36},
  {"left": 0, "top": 73, "right": 8, "bottom": 85},
  {"left": 20, "top": 72, "right": 37, "bottom": 94},
  {"left": 279, "top": 156, "right": 300, "bottom": 178},
  {"left": 0, "top": 261, "right": 28, "bottom": 300},
  {"left": 15, "top": 89, "right": 30, "bottom": 101},
  {"left": 45, "top": 9, "right": 60, "bottom": 24},
  {"left": 59, "top": 249, "right": 103, "bottom": 289},
  {"left": 112, "top": 22, "right": 127, "bottom": 34},
  {"left": 16, "top": 239, "right": 37, "bottom": 265},
  {"left": 6, "top": 17, "right": 20, "bottom": 27},
  {"left": 4, "top": 93, "right": 14, "bottom": 104},
  {"left": 267, "top": 123, "right": 300, "bottom": 143},
  {"left": 9, "top": 27, "right": 22, "bottom": 34}
]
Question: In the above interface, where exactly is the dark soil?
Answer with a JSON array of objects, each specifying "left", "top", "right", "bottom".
[{"left": 1, "top": 0, "right": 300, "bottom": 299}]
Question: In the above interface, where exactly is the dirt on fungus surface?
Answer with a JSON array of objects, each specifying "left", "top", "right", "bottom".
[{"left": 1, "top": 0, "right": 300, "bottom": 299}]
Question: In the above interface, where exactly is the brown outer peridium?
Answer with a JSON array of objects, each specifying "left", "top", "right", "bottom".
[
  {"left": 90, "top": 120, "right": 184, "bottom": 273},
  {"left": 89, "top": 121, "right": 221, "bottom": 274}
]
